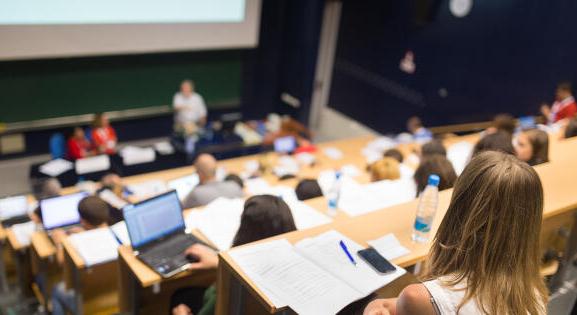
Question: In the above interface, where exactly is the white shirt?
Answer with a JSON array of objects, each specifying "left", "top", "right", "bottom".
[
  {"left": 423, "top": 277, "right": 483, "bottom": 315},
  {"left": 173, "top": 92, "right": 207, "bottom": 125}
]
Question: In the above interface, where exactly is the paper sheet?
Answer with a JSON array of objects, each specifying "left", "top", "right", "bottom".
[
  {"left": 0, "top": 195, "right": 29, "bottom": 220},
  {"left": 285, "top": 200, "right": 332, "bottom": 230},
  {"left": 229, "top": 239, "right": 363, "bottom": 315},
  {"left": 98, "top": 189, "right": 129, "bottom": 209},
  {"left": 245, "top": 178, "right": 297, "bottom": 201},
  {"left": 368, "top": 234, "right": 410, "bottom": 261},
  {"left": 154, "top": 141, "right": 175, "bottom": 155},
  {"left": 295, "top": 152, "right": 316, "bottom": 166},
  {"left": 196, "top": 198, "right": 244, "bottom": 250},
  {"left": 338, "top": 178, "right": 416, "bottom": 216},
  {"left": 323, "top": 147, "right": 343, "bottom": 160},
  {"left": 75, "top": 155, "right": 110, "bottom": 175},
  {"left": 68, "top": 227, "right": 119, "bottom": 266},
  {"left": 11, "top": 221, "right": 37, "bottom": 247},
  {"left": 120, "top": 146, "right": 156, "bottom": 166},
  {"left": 110, "top": 221, "right": 131, "bottom": 245},
  {"left": 167, "top": 174, "right": 200, "bottom": 201},
  {"left": 127, "top": 180, "right": 168, "bottom": 200},
  {"left": 39, "top": 158, "right": 73, "bottom": 177},
  {"left": 447, "top": 141, "right": 473, "bottom": 175}
]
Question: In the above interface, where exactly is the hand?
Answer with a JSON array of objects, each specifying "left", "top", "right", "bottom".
[
  {"left": 363, "top": 299, "right": 392, "bottom": 315},
  {"left": 540, "top": 103, "right": 551, "bottom": 117},
  {"left": 172, "top": 304, "right": 193, "bottom": 315},
  {"left": 184, "top": 244, "right": 218, "bottom": 270},
  {"left": 51, "top": 229, "right": 68, "bottom": 245}
]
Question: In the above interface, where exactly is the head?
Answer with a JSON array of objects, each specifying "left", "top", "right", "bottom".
[
  {"left": 556, "top": 81, "right": 573, "bottom": 101},
  {"left": 515, "top": 129, "right": 549, "bottom": 166},
  {"left": 78, "top": 196, "right": 110, "bottom": 229},
  {"left": 295, "top": 179, "right": 323, "bottom": 201},
  {"left": 101, "top": 172, "right": 123, "bottom": 194},
  {"left": 194, "top": 154, "right": 217, "bottom": 184},
  {"left": 180, "top": 80, "right": 194, "bottom": 96},
  {"left": 370, "top": 157, "right": 401, "bottom": 182},
  {"left": 232, "top": 195, "right": 297, "bottom": 247},
  {"left": 383, "top": 148, "right": 403, "bottom": 163},
  {"left": 407, "top": 116, "right": 423, "bottom": 134},
  {"left": 92, "top": 113, "right": 109, "bottom": 128},
  {"left": 413, "top": 154, "right": 457, "bottom": 195},
  {"left": 425, "top": 151, "right": 547, "bottom": 315},
  {"left": 564, "top": 118, "right": 577, "bottom": 139},
  {"left": 224, "top": 174, "right": 244, "bottom": 189},
  {"left": 472, "top": 131, "right": 515, "bottom": 157},
  {"left": 72, "top": 127, "right": 85, "bottom": 139},
  {"left": 421, "top": 140, "right": 446, "bottom": 158},
  {"left": 492, "top": 113, "right": 516, "bottom": 135},
  {"left": 31, "top": 177, "right": 62, "bottom": 200}
]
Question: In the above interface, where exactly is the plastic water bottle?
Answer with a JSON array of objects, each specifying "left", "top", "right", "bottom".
[
  {"left": 412, "top": 174, "right": 440, "bottom": 243},
  {"left": 326, "top": 171, "right": 342, "bottom": 217}
]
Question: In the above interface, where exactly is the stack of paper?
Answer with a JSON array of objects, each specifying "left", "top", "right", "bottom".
[
  {"left": 194, "top": 198, "right": 245, "bottom": 250},
  {"left": 127, "top": 180, "right": 168, "bottom": 200},
  {"left": 367, "top": 234, "right": 410, "bottom": 260},
  {"left": 338, "top": 178, "right": 416, "bottom": 216},
  {"left": 229, "top": 230, "right": 406, "bottom": 315},
  {"left": 11, "top": 221, "right": 37, "bottom": 246},
  {"left": 98, "top": 189, "right": 129, "bottom": 209},
  {"left": 120, "top": 146, "right": 156, "bottom": 166},
  {"left": 110, "top": 221, "right": 131, "bottom": 245},
  {"left": 154, "top": 141, "right": 175, "bottom": 155},
  {"left": 0, "top": 195, "right": 29, "bottom": 220},
  {"left": 39, "top": 158, "right": 73, "bottom": 177},
  {"left": 75, "top": 155, "right": 110, "bottom": 175},
  {"left": 68, "top": 227, "right": 120, "bottom": 266},
  {"left": 285, "top": 200, "right": 332, "bottom": 230}
]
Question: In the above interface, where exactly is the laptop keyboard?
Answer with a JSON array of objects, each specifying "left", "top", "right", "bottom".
[{"left": 140, "top": 234, "right": 200, "bottom": 267}]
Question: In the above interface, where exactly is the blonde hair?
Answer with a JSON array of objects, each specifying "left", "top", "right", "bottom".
[
  {"left": 424, "top": 151, "right": 547, "bottom": 314},
  {"left": 370, "top": 157, "right": 401, "bottom": 181}
]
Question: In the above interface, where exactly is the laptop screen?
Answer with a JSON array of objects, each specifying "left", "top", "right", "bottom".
[
  {"left": 167, "top": 174, "right": 199, "bottom": 201},
  {"left": 40, "top": 192, "right": 89, "bottom": 230},
  {"left": 274, "top": 136, "right": 296, "bottom": 153},
  {"left": 123, "top": 190, "right": 184, "bottom": 249},
  {"left": 0, "top": 195, "right": 28, "bottom": 220}
]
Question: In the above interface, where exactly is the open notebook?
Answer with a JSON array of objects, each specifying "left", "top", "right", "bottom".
[
  {"left": 229, "top": 230, "right": 406, "bottom": 315},
  {"left": 68, "top": 227, "right": 120, "bottom": 267}
]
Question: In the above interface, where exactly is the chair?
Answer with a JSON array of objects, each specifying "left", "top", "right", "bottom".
[{"left": 49, "top": 133, "right": 66, "bottom": 159}]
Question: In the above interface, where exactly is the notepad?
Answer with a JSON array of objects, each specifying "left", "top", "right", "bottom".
[
  {"left": 39, "top": 158, "right": 73, "bottom": 177},
  {"left": 68, "top": 227, "right": 120, "bottom": 266},
  {"left": 229, "top": 230, "right": 406, "bottom": 315},
  {"left": 11, "top": 221, "right": 37, "bottom": 247},
  {"left": 367, "top": 233, "right": 410, "bottom": 260},
  {"left": 75, "top": 155, "right": 110, "bottom": 175}
]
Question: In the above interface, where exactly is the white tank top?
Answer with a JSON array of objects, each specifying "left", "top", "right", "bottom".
[{"left": 422, "top": 277, "right": 484, "bottom": 315}]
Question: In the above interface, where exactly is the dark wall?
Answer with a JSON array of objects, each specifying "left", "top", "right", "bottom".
[{"left": 329, "top": 0, "right": 577, "bottom": 133}]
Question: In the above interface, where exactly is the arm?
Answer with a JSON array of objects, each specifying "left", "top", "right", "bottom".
[{"left": 363, "top": 284, "right": 436, "bottom": 315}]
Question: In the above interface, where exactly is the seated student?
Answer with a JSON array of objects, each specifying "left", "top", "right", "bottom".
[
  {"left": 383, "top": 148, "right": 403, "bottom": 163},
  {"left": 50, "top": 196, "right": 111, "bottom": 315},
  {"left": 421, "top": 140, "right": 446, "bottom": 158},
  {"left": 407, "top": 116, "right": 433, "bottom": 141},
  {"left": 67, "top": 127, "right": 93, "bottom": 160},
  {"left": 98, "top": 172, "right": 131, "bottom": 224},
  {"left": 363, "top": 151, "right": 547, "bottom": 315},
  {"left": 471, "top": 131, "right": 515, "bottom": 157},
  {"left": 295, "top": 179, "right": 323, "bottom": 201},
  {"left": 370, "top": 157, "right": 401, "bottom": 182},
  {"left": 183, "top": 154, "right": 244, "bottom": 208},
  {"left": 262, "top": 114, "right": 314, "bottom": 148},
  {"left": 91, "top": 113, "right": 117, "bottom": 155},
  {"left": 564, "top": 118, "right": 577, "bottom": 138},
  {"left": 541, "top": 81, "right": 577, "bottom": 124},
  {"left": 224, "top": 173, "right": 244, "bottom": 189},
  {"left": 413, "top": 155, "right": 457, "bottom": 196},
  {"left": 515, "top": 129, "right": 549, "bottom": 166},
  {"left": 486, "top": 113, "right": 516, "bottom": 135},
  {"left": 172, "top": 195, "right": 297, "bottom": 315}
]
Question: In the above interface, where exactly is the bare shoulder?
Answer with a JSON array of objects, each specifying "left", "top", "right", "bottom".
[{"left": 396, "top": 284, "right": 436, "bottom": 315}]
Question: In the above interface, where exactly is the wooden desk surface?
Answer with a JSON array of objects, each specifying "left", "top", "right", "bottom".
[
  {"left": 30, "top": 232, "right": 56, "bottom": 259},
  {"left": 6, "top": 228, "right": 25, "bottom": 252}
]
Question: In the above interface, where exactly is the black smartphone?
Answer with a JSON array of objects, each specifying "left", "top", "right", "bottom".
[{"left": 357, "top": 248, "right": 396, "bottom": 274}]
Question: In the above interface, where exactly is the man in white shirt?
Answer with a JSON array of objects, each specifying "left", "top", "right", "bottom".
[{"left": 173, "top": 80, "right": 207, "bottom": 135}]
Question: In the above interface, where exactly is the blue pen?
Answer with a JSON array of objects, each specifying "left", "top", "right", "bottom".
[{"left": 339, "top": 240, "right": 357, "bottom": 265}]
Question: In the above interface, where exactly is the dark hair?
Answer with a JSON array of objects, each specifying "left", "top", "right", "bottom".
[
  {"left": 414, "top": 154, "right": 457, "bottom": 195},
  {"left": 224, "top": 174, "right": 244, "bottom": 189},
  {"left": 472, "top": 131, "right": 515, "bottom": 157},
  {"left": 295, "top": 179, "right": 323, "bottom": 201},
  {"left": 493, "top": 113, "right": 516, "bottom": 135},
  {"left": 557, "top": 81, "right": 572, "bottom": 93},
  {"left": 565, "top": 118, "right": 577, "bottom": 139},
  {"left": 525, "top": 129, "right": 549, "bottom": 166},
  {"left": 78, "top": 196, "right": 110, "bottom": 227},
  {"left": 383, "top": 148, "right": 404, "bottom": 163},
  {"left": 232, "top": 195, "right": 297, "bottom": 247},
  {"left": 421, "top": 140, "right": 446, "bottom": 157}
]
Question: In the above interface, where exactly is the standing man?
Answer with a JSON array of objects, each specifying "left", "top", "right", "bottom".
[{"left": 173, "top": 80, "right": 207, "bottom": 135}]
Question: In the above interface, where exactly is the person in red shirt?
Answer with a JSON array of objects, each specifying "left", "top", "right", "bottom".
[
  {"left": 91, "top": 113, "right": 118, "bottom": 154},
  {"left": 541, "top": 82, "right": 577, "bottom": 123},
  {"left": 67, "top": 127, "right": 93, "bottom": 160}
]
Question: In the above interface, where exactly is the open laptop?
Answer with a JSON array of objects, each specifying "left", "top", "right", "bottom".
[
  {"left": 274, "top": 136, "right": 297, "bottom": 154},
  {"left": 40, "top": 192, "right": 89, "bottom": 230},
  {"left": 123, "top": 190, "right": 203, "bottom": 278},
  {"left": 0, "top": 195, "right": 30, "bottom": 227}
]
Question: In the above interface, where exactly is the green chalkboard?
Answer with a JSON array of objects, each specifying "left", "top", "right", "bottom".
[{"left": 0, "top": 50, "right": 243, "bottom": 123}]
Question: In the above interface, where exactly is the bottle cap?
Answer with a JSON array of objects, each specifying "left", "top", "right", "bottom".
[
  {"left": 335, "top": 171, "right": 342, "bottom": 179},
  {"left": 428, "top": 174, "right": 440, "bottom": 187}
]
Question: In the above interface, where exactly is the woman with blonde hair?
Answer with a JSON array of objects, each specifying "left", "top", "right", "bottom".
[
  {"left": 364, "top": 151, "right": 547, "bottom": 315},
  {"left": 370, "top": 157, "right": 401, "bottom": 181}
]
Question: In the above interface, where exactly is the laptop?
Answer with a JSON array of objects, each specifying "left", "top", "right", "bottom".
[
  {"left": 40, "top": 192, "right": 89, "bottom": 230},
  {"left": 123, "top": 190, "right": 203, "bottom": 278},
  {"left": 274, "top": 136, "right": 297, "bottom": 154},
  {"left": 0, "top": 195, "right": 30, "bottom": 227}
]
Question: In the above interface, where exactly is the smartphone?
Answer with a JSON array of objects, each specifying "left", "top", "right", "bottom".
[{"left": 357, "top": 248, "right": 396, "bottom": 274}]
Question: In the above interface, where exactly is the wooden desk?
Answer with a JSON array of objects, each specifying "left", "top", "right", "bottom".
[
  {"left": 5, "top": 227, "right": 34, "bottom": 296},
  {"left": 0, "top": 224, "right": 10, "bottom": 293},
  {"left": 216, "top": 156, "right": 577, "bottom": 315},
  {"left": 30, "top": 232, "right": 59, "bottom": 310}
]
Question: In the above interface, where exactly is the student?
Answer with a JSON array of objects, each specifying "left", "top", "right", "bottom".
[
  {"left": 515, "top": 129, "right": 549, "bottom": 166},
  {"left": 363, "top": 151, "right": 547, "bottom": 315},
  {"left": 370, "top": 157, "right": 401, "bottom": 181},
  {"left": 471, "top": 131, "right": 515, "bottom": 157},
  {"left": 564, "top": 118, "right": 577, "bottom": 138},
  {"left": 172, "top": 195, "right": 297, "bottom": 315},
  {"left": 30, "top": 178, "right": 62, "bottom": 224},
  {"left": 421, "top": 140, "right": 446, "bottom": 158},
  {"left": 51, "top": 196, "right": 111, "bottom": 315},
  {"left": 295, "top": 179, "right": 323, "bottom": 201},
  {"left": 91, "top": 113, "right": 117, "bottom": 154},
  {"left": 383, "top": 148, "right": 403, "bottom": 163},
  {"left": 67, "top": 127, "right": 92, "bottom": 160},
  {"left": 224, "top": 173, "right": 244, "bottom": 189},
  {"left": 407, "top": 116, "right": 433, "bottom": 141},
  {"left": 541, "top": 82, "right": 577, "bottom": 123},
  {"left": 173, "top": 80, "right": 207, "bottom": 135},
  {"left": 487, "top": 113, "right": 516, "bottom": 135},
  {"left": 413, "top": 155, "right": 457, "bottom": 196},
  {"left": 98, "top": 172, "right": 131, "bottom": 224},
  {"left": 182, "top": 154, "right": 243, "bottom": 208}
]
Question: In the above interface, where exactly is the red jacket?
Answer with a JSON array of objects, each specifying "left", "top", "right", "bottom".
[
  {"left": 67, "top": 138, "right": 91, "bottom": 160},
  {"left": 552, "top": 97, "right": 577, "bottom": 122},
  {"left": 92, "top": 126, "right": 117, "bottom": 154}
]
